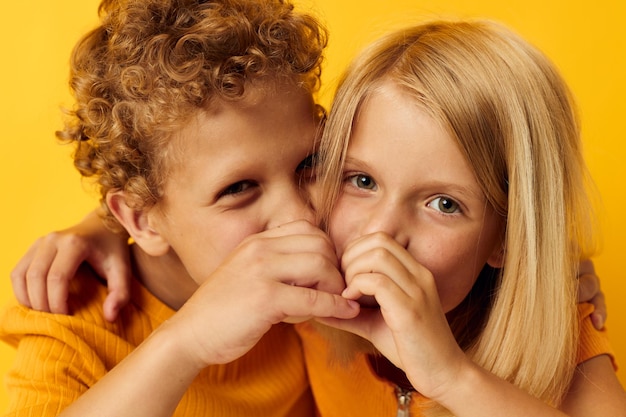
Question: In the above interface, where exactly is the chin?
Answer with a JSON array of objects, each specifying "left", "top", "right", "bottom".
[{"left": 312, "top": 322, "right": 378, "bottom": 366}]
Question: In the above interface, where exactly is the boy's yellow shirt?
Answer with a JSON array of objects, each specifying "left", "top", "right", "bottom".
[{"left": 0, "top": 265, "right": 315, "bottom": 417}]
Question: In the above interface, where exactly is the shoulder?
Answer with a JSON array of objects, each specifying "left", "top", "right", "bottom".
[
  {"left": 0, "top": 266, "right": 111, "bottom": 345},
  {"left": 0, "top": 264, "right": 168, "bottom": 347}
]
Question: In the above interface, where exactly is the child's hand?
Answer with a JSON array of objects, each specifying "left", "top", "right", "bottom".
[
  {"left": 166, "top": 220, "right": 360, "bottom": 368},
  {"left": 577, "top": 259, "right": 606, "bottom": 329},
  {"left": 319, "top": 231, "right": 468, "bottom": 400},
  {"left": 10, "top": 210, "right": 131, "bottom": 322}
]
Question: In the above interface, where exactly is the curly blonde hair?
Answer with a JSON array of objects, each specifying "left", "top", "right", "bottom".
[{"left": 58, "top": 0, "right": 327, "bottom": 229}]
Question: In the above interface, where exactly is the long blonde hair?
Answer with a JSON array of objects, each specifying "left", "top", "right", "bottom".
[{"left": 318, "top": 20, "right": 596, "bottom": 413}]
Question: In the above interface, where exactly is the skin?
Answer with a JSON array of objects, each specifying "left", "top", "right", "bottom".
[
  {"left": 330, "top": 83, "right": 504, "bottom": 312},
  {"left": 53, "top": 81, "right": 359, "bottom": 417},
  {"left": 125, "top": 83, "right": 328, "bottom": 310},
  {"left": 5, "top": 68, "right": 621, "bottom": 417},
  {"left": 324, "top": 79, "right": 502, "bottom": 389},
  {"left": 319, "top": 80, "right": 626, "bottom": 416}
]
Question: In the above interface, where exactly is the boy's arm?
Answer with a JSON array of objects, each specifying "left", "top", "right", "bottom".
[
  {"left": 11, "top": 209, "right": 131, "bottom": 322},
  {"left": 56, "top": 220, "right": 359, "bottom": 417}
]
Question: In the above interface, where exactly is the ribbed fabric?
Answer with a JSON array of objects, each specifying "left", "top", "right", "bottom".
[
  {"left": 296, "top": 302, "right": 617, "bottom": 417},
  {"left": 0, "top": 267, "right": 315, "bottom": 417},
  {"left": 577, "top": 302, "right": 616, "bottom": 368}
]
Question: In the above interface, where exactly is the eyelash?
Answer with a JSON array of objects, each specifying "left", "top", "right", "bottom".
[
  {"left": 218, "top": 180, "right": 256, "bottom": 198},
  {"left": 218, "top": 153, "right": 319, "bottom": 199},
  {"left": 345, "top": 172, "right": 462, "bottom": 215},
  {"left": 345, "top": 173, "right": 377, "bottom": 191},
  {"left": 427, "top": 196, "right": 462, "bottom": 215}
]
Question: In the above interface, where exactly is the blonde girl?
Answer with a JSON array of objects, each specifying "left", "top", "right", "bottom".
[
  {"left": 7, "top": 15, "right": 621, "bottom": 417},
  {"left": 303, "top": 19, "right": 625, "bottom": 416}
]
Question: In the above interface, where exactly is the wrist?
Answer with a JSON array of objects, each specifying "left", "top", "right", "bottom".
[
  {"left": 426, "top": 356, "right": 481, "bottom": 407},
  {"left": 148, "top": 319, "right": 208, "bottom": 376}
]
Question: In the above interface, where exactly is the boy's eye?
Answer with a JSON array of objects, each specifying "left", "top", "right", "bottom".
[
  {"left": 348, "top": 174, "right": 377, "bottom": 190},
  {"left": 428, "top": 196, "right": 460, "bottom": 214},
  {"left": 296, "top": 153, "right": 318, "bottom": 171},
  {"left": 219, "top": 180, "right": 255, "bottom": 197},
  {"left": 297, "top": 153, "right": 319, "bottom": 182}
]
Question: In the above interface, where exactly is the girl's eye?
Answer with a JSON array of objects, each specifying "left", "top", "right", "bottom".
[
  {"left": 348, "top": 174, "right": 377, "bottom": 190},
  {"left": 428, "top": 196, "right": 460, "bottom": 214},
  {"left": 219, "top": 180, "right": 255, "bottom": 198}
]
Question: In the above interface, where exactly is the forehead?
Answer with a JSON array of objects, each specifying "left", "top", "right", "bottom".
[
  {"left": 166, "top": 81, "right": 319, "bottom": 176},
  {"left": 350, "top": 81, "right": 480, "bottom": 190}
]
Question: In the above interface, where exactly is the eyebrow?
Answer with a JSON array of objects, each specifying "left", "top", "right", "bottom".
[
  {"left": 343, "top": 156, "right": 371, "bottom": 171},
  {"left": 343, "top": 157, "right": 486, "bottom": 203}
]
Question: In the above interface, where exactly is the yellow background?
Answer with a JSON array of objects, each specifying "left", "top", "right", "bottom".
[{"left": 0, "top": 0, "right": 624, "bottom": 409}]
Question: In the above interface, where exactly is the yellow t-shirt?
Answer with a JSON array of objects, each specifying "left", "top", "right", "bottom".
[
  {"left": 0, "top": 267, "right": 314, "bottom": 417},
  {"left": 296, "top": 303, "right": 616, "bottom": 417}
]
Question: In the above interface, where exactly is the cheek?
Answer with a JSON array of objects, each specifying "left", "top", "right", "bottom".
[
  {"left": 305, "top": 181, "right": 322, "bottom": 214},
  {"left": 328, "top": 196, "right": 359, "bottom": 257},
  {"left": 435, "top": 271, "right": 479, "bottom": 313},
  {"left": 412, "top": 237, "right": 483, "bottom": 313},
  {"left": 174, "top": 216, "right": 262, "bottom": 284}
]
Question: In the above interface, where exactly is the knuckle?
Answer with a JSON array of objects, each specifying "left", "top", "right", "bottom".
[
  {"left": 47, "top": 270, "right": 69, "bottom": 284},
  {"left": 309, "top": 252, "right": 332, "bottom": 272},
  {"left": 369, "top": 246, "right": 392, "bottom": 263},
  {"left": 25, "top": 266, "right": 45, "bottom": 282},
  {"left": 303, "top": 288, "right": 320, "bottom": 307},
  {"left": 9, "top": 267, "right": 23, "bottom": 284},
  {"left": 370, "top": 231, "right": 393, "bottom": 244},
  {"left": 62, "top": 233, "right": 89, "bottom": 253}
]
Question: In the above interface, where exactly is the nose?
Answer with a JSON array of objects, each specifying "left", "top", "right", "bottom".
[
  {"left": 267, "top": 182, "right": 316, "bottom": 229},
  {"left": 361, "top": 200, "right": 410, "bottom": 249}
]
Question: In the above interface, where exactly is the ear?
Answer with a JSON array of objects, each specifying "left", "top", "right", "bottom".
[
  {"left": 106, "top": 191, "right": 170, "bottom": 257},
  {"left": 486, "top": 242, "right": 505, "bottom": 269}
]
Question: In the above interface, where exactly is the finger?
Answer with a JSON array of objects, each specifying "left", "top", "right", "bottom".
[
  {"left": 267, "top": 251, "right": 345, "bottom": 294},
  {"left": 343, "top": 247, "right": 426, "bottom": 303},
  {"left": 578, "top": 259, "right": 596, "bottom": 276},
  {"left": 82, "top": 233, "right": 133, "bottom": 321},
  {"left": 237, "top": 234, "right": 343, "bottom": 294},
  {"left": 46, "top": 273, "right": 70, "bottom": 316},
  {"left": 275, "top": 285, "right": 360, "bottom": 321},
  {"left": 46, "top": 247, "right": 88, "bottom": 315},
  {"left": 577, "top": 273, "right": 600, "bottom": 303},
  {"left": 101, "top": 266, "right": 132, "bottom": 322},
  {"left": 10, "top": 242, "right": 40, "bottom": 307},
  {"left": 589, "top": 293, "right": 607, "bottom": 330},
  {"left": 341, "top": 232, "right": 418, "bottom": 281},
  {"left": 590, "top": 312, "right": 605, "bottom": 331},
  {"left": 262, "top": 219, "right": 331, "bottom": 242},
  {"left": 342, "top": 271, "right": 419, "bottom": 312},
  {"left": 247, "top": 228, "right": 337, "bottom": 263},
  {"left": 24, "top": 242, "right": 63, "bottom": 312}
]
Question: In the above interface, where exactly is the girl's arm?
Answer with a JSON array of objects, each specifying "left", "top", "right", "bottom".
[
  {"left": 321, "top": 232, "right": 626, "bottom": 417},
  {"left": 561, "top": 355, "right": 626, "bottom": 416},
  {"left": 11, "top": 209, "right": 131, "bottom": 322}
]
